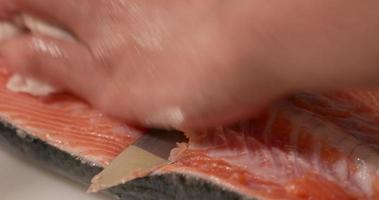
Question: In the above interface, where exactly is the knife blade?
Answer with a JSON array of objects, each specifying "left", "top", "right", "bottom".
[{"left": 88, "top": 130, "right": 187, "bottom": 193}]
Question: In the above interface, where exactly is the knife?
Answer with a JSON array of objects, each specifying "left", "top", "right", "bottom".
[{"left": 88, "top": 130, "right": 187, "bottom": 193}]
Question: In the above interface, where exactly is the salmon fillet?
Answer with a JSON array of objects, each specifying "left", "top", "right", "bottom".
[
  {"left": 0, "top": 67, "right": 142, "bottom": 166},
  {"left": 160, "top": 101, "right": 379, "bottom": 199},
  {"left": 0, "top": 64, "right": 377, "bottom": 199},
  {"left": 1, "top": 14, "right": 376, "bottom": 200}
]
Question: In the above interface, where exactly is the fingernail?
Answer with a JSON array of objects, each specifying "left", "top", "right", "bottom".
[
  {"left": 0, "top": 21, "right": 21, "bottom": 41},
  {"left": 144, "top": 107, "right": 185, "bottom": 129},
  {"left": 6, "top": 74, "right": 61, "bottom": 96}
]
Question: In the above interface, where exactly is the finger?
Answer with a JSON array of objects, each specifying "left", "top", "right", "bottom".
[
  {"left": 0, "top": 34, "right": 99, "bottom": 98},
  {"left": 5, "top": 0, "right": 89, "bottom": 33},
  {"left": 0, "top": 21, "right": 21, "bottom": 40},
  {"left": 0, "top": 0, "right": 16, "bottom": 19},
  {"left": 20, "top": 15, "right": 77, "bottom": 42}
]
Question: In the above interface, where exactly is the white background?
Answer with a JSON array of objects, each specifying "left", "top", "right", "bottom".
[{"left": 0, "top": 146, "right": 110, "bottom": 200}]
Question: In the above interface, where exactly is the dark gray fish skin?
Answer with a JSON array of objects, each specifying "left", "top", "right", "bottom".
[{"left": 0, "top": 121, "right": 256, "bottom": 200}]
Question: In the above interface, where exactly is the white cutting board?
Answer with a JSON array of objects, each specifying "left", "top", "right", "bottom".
[{"left": 0, "top": 147, "right": 111, "bottom": 200}]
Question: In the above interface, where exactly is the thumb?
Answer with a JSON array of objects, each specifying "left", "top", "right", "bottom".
[{"left": 0, "top": 34, "right": 98, "bottom": 99}]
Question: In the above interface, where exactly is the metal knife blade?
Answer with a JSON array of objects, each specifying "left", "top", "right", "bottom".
[{"left": 88, "top": 130, "right": 187, "bottom": 193}]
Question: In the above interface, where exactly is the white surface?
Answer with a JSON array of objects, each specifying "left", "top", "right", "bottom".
[{"left": 0, "top": 147, "right": 110, "bottom": 200}]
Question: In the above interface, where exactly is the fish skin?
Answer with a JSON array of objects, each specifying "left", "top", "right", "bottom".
[
  {"left": 0, "top": 19, "right": 379, "bottom": 197},
  {"left": 0, "top": 60, "right": 378, "bottom": 199},
  {"left": 0, "top": 67, "right": 142, "bottom": 166}
]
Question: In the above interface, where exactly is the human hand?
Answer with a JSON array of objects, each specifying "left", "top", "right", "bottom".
[{"left": 1, "top": 0, "right": 378, "bottom": 130}]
